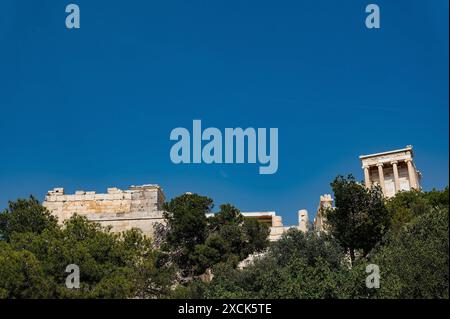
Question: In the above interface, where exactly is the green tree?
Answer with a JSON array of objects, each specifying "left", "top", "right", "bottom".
[
  {"left": 202, "top": 229, "right": 353, "bottom": 299},
  {"left": 162, "top": 193, "right": 213, "bottom": 276},
  {"left": 162, "top": 195, "right": 269, "bottom": 277},
  {"left": 325, "top": 175, "right": 390, "bottom": 264},
  {"left": 369, "top": 206, "right": 449, "bottom": 298},
  {"left": 242, "top": 217, "right": 270, "bottom": 255},
  {"left": 270, "top": 228, "right": 344, "bottom": 269},
  {"left": 0, "top": 241, "right": 53, "bottom": 298},
  {"left": 0, "top": 196, "right": 58, "bottom": 241},
  {"left": 424, "top": 186, "right": 449, "bottom": 208},
  {"left": 385, "top": 189, "right": 430, "bottom": 232},
  {"left": 386, "top": 187, "right": 449, "bottom": 233},
  {"left": 1, "top": 198, "right": 174, "bottom": 299}
]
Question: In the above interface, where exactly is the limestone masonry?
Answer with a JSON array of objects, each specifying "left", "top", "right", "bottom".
[
  {"left": 43, "top": 184, "right": 166, "bottom": 236},
  {"left": 43, "top": 146, "right": 421, "bottom": 239}
]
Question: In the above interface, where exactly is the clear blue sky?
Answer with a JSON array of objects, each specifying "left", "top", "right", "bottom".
[{"left": 0, "top": 0, "right": 448, "bottom": 225}]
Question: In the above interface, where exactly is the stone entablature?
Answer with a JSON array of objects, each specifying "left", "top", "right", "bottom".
[
  {"left": 43, "top": 184, "right": 166, "bottom": 237},
  {"left": 360, "top": 145, "right": 421, "bottom": 198}
]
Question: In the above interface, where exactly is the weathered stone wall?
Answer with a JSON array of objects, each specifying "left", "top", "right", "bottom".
[{"left": 43, "top": 184, "right": 165, "bottom": 237}]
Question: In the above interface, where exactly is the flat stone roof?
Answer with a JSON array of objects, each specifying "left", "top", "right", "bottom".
[{"left": 359, "top": 145, "right": 413, "bottom": 160}]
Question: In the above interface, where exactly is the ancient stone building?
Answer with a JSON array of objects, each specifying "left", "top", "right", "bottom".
[
  {"left": 42, "top": 145, "right": 422, "bottom": 239},
  {"left": 360, "top": 145, "right": 421, "bottom": 198},
  {"left": 43, "top": 184, "right": 311, "bottom": 240},
  {"left": 43, "top": 184, "right": 165, "bottom": 237},
  {"left": 312, "top": 145, "right": 422, "bottom": 232}
]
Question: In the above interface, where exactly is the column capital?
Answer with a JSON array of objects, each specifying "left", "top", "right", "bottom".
[
  {"left": 362, "top": 164, "right": 370, "bottom": 169},
  {"left": 405, "top": 158, "right": 413, "bottom": 163},
  {"left": 376, "top": 163, "right": 384, "bottom": 167},
  {"left": 390, "top": 160, "right": 398, "bottom": 165}
]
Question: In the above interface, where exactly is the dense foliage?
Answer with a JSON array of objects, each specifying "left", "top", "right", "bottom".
[
  {"left": 162, "top": 194, "right": 270, "bottom": 277},
  {"left": 0, "top": 184, "right": 448, "bottom": 299},
  {"left": 0, "top": 203, "right": 173, "bottom": 298},
  {"left": 324, "top": 175, "right": 390, "bottom": 264}
]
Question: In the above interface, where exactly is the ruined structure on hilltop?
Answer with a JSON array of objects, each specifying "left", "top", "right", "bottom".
[
  {"left": 313, "top": 145, "right": 421, "bottom": 232},
  {"left": 43, "top": 184, "right": 165, "bottom": 237},
  {"left": 43, "top": 146, "right": 421, "bottom": 239},
  {"left": 360, "top": 145, "right": 421, "bottom": 198},
  {"left": 43, "top": 184, "right": 314, "bottom": 240}
]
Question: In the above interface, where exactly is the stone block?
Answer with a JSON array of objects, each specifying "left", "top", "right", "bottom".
[
  {"left": 112, "top": 193, "right": 124, "bottom": 200},
  {"left": 107, "top": 187, "right": 121, "bottom": 194},
  {"left": 50, "top": 188, "right": 64, "bottom": 195},
  {"left": 45, "top": 195, "right": 57, "bottom": 202},
  {"left": 123, "top": 193, "right": 132, "bottom": 200},
  {"left": 131, "top": 192, "right": 144, "bottom": 200},
  {"left": 84, "top": 194, "right": 95, "bottom": 200},
  {"left": 95, "top": 194, "right": 109, "bottom": 200}
]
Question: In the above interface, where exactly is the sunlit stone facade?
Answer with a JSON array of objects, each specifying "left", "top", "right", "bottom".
[
  {"left": 360, "top": 145, "right": 421, "bottom": 198},
  {"left": 42, "top": 146, "right": 422, "bottom": 239},
  {"left": 43, "top": 184, "right": 165, "bottom": 237}
]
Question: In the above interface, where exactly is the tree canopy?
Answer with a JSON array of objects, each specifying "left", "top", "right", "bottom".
[
  {"left": 324, "top": 175, "right": 390, "bottom": 264},
  {"left": 0, "top": 184, "right": 448, "bottom": 299},
  {"left": 162, "top": 194, "right": 270, "bottom": 277},
  {"left": 0, "top": 198, "right": 173, "bottom": 298}
]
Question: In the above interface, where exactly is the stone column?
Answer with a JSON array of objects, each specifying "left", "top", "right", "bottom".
[
  {"left": 405, "top": 159, "right": 418, "bottom": 189},
  {"left": 363, "top": 165, "right": 371, "bottom": 188},
  {"left": 391, "top": 161, "right": 400, "bottom": 193},
  {"left": 377, "top": 163, "right": 385, "bottom": 194}
]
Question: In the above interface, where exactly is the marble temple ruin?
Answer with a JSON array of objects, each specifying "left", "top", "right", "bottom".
[{"left": 43, "top": 146, "right": 421, "bottom": 240}]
